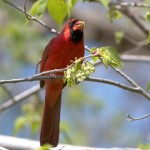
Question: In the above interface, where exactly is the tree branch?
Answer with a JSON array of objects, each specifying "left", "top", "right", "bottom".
[
  {"left": 0, "top": 76, "right": 135, "bottom": 112},
  {"left": 110, "top": 2, "right": 150, "bottom": 9},
  {"left": 85, "top": 77, "right": 139, "bottom": 93},
  {"left": 3, "top": 0, "right": 58, "bottom": 35},
  {"left": 0, "top": 135, "right": 142, "bottom": 150},
  {"left": 127, "top": 113, "right": 150, "bottom": 121},
  {"left": 109, "top": 2, "right": 149, "bottom": 35},
  {"left": 121, "top": 54, "right": 150, "bottom": 62},
  {"left": 0, "top": 84, "right": 41, "bottom": 112},
  {"left": 114, "top": 67, "right": 150, "bottom": 100}
]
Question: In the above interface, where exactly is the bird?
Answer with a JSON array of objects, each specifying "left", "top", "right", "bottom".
[{"left": 40, "top": 19, "right": 85, "bottom": 147}]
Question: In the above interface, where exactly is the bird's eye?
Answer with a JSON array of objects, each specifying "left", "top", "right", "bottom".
[
  {"left": 68, "top": 21, "right": 73, "bottom": 27},
  {"left": 69, "top": 19, "right": 79, "bottom": 28}
]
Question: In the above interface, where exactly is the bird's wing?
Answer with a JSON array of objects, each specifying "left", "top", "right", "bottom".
[{"left": 40, "top": 38, "right": 55, "bottom": 88}]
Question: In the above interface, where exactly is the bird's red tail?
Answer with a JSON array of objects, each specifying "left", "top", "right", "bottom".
[{"left": 40, "top": 84, "right": 62, "bottom": 147}]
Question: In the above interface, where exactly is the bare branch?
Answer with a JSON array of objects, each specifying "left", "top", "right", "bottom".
[
  {"left": 3, "top": 0, "right": 58, "bottom": 35},
  {"left": 0, "top": 74, "right": 62, "bottom": 84},
  {"left": 111, "top": 67, "right": 150, "bottom": 101},
  {"left": 0, "top": 135, "right": 142, "bottom": 150},
  {"left": 121, "top": 54, "right": 150, "bottom": 62},
  {"left": 124, "top": 34, "right": 146, "bottom": 47},
  {"left": 85, "top": 77, "right": 139, "bottom": 93},
  {"left": 0, "top": 84, "right": 41, "bottom": 112},
  {"left": 109, "top": 3, "right": 149, "bottom": 35},
  {"left": 112, "top": 68, "right": 138, "bottom": 87},
  {"left": 127, "top": 113, "right": 150, "bottom": 121},
  {"left": 110, "top": 2, "right": 150, "bottom": 9}
]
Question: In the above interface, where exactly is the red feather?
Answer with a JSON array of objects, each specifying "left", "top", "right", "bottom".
[{"left": 40, "top": 19, "right": 84, "bottom": 147}]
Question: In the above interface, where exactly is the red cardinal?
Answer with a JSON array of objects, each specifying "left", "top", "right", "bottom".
[{"left": 40, "top": 19, "right": 85, "bottom": 147}]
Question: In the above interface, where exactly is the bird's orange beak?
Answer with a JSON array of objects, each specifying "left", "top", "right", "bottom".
[{"left": 73, "top": 21, "right": 85, "bottom": 31}]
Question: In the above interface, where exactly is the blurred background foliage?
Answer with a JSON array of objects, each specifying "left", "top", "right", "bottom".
[{"left": 0, "top": 0, "right": 150, "bottom": 149}]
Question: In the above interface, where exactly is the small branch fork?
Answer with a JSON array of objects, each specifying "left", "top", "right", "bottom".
[
  {"left": 109, "top": 2, "right": 149, "bottom": 36},
  {"left": 2, "top": 0, "right": 150, "bottom": 121},
  {"left": 3, "top": 0, "right": 58, "bottom": 35}
]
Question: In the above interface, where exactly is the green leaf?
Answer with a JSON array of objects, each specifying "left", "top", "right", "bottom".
[
  {"left": 47, "top": 0, "right": 68, "bottom": 26},
  {"left": 115, "top": 31, "right": 124, "bottom": 44},
  {"left": 107, "top": 8, "right": 122, "bottom": 22},
  {"left": 29, "top": 0, "right": 48, "bottom": 18},
  {"left": 146, "top": 82, "right": 150, "bottom": 91},
  {"left": 100, "top": 46, "right": 122, "bottom": 68},
  {"left": 37, "top": 144, "right": 51, "bottom": 150},
  {"left": 67, "top": 0, "right": 77, "bottom": 16},
  {"left": 146, "top": 32, "right": 150, "bottom": 45},
  {"left": 145, "top": 11, "right": 150, "bottom": 21},
  {"left": 99, "top": 0, "right": 110, "bottom": 8},
  {"left": 64, "top": 59, "right": 95, "bottom": 87}
]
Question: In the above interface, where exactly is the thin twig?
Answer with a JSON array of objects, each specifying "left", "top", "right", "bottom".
[
  {"left": 3, "top": 0, "right": 58, "bottom": 35},
  {"left": 112, "top": 67, "right": 138, "bottom": 87},
  {"left": 35, "top": 59, "right": 41, "bottom": 74},
  {"left": 127, "top": 113, "right": 150, "bottom": 121},
  {"left": 112, "top": 67, "right": 150, "bottom": 101},
  {"left": 85, "top": 77, "right": 140, "bottom": 93},
  {"left": 0, "top": 75, "right": 63, "bottom": 84},
  {"left": 109, "top": 3, "right": 149, "bottom": 35}
]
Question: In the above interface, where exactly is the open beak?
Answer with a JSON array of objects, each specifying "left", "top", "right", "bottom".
[{"left": 73, "top": 21, "right": 85, "bottom": 31}]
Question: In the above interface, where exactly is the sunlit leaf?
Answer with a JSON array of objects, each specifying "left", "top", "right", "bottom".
[
  {"left": 99, "top": 0, "right": 110, "bottom": 8},
  {"left": 29, "top": 0, "right": 48, "bottom": 18},
  {"left": 107, "top": 8, "right": 122, "bottom": 22},
  {"left": 64, "top": 59, "right": 95, "bottom": 87},
  {"left": 47, "top": 0, "right": 67, "bottom": 25},
  {"left": 67, "top": 0, "right": 77, "bottom": 16},
  {"left": 100, "top": 46, "right": 122, "bottom": 68}
]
